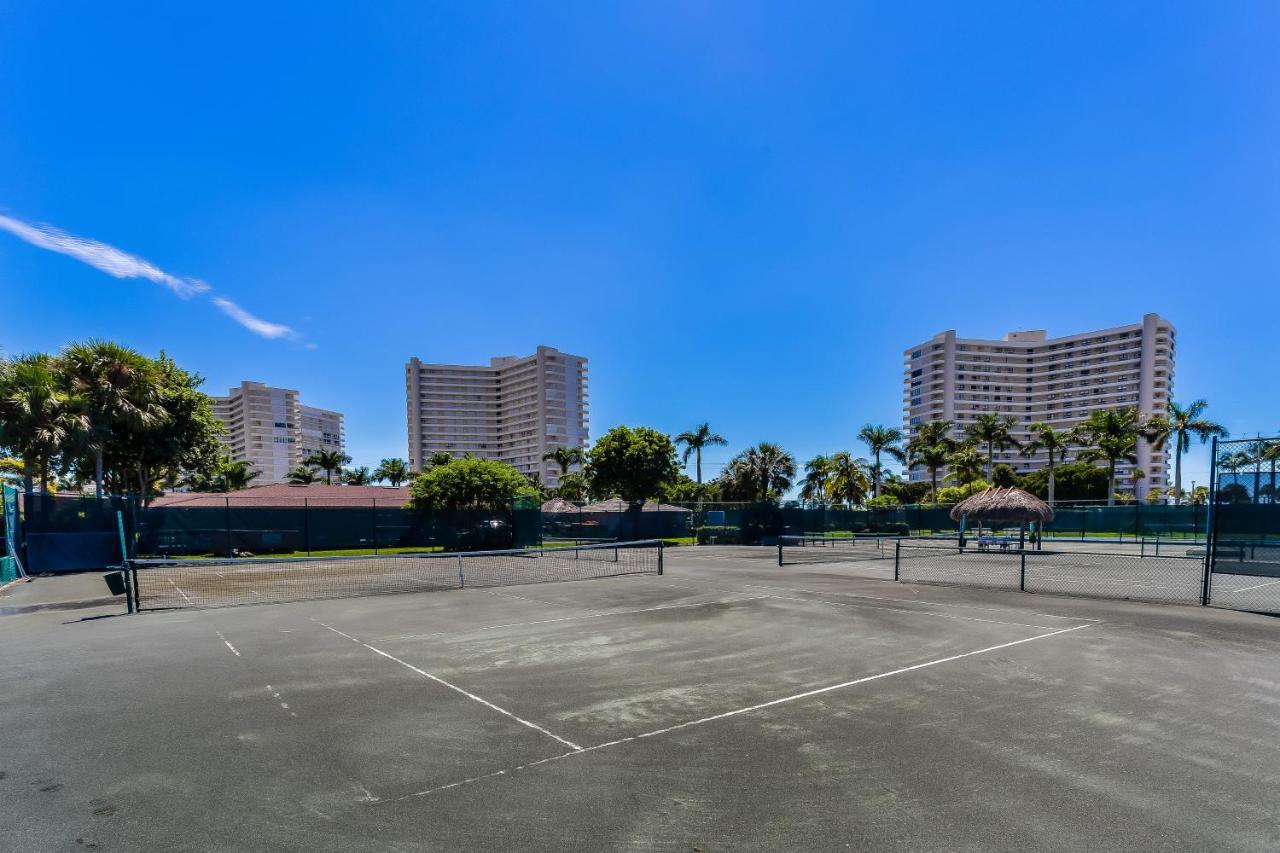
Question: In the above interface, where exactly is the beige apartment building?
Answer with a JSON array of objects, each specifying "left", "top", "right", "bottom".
[
  {"left": 903, "top": 314, "right": 1175, "bottom": 497},
  {"left": 212, "top": 382, "right": 346, "bottom": 483},
  {"left": 405, "top": 346, "right": 589, "bottom": 486}
]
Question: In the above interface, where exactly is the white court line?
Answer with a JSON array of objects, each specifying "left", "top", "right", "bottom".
[
  {"left": 382, "top": 623, "right": 1093, "bottom": 802},
  {"left": 380, "top": 595, "right": 769, "bottom": 641},
  {"left": 312, "top": 620, "right": 582, "bottom": 752},
  {"left": 1224, "top": 577, "right": 1280, "bottom": 594},
  {"left": 660, "top": 577, "right": 1080, "bottom": 630},
  {"left": 166, "top": 577, "right": 193, "bottom": 604},
  {"left": 215, "top": 630, "right": 240, "bottom": 657}
]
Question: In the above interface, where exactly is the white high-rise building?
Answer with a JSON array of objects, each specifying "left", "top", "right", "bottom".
[
  {"left": 902, "top": 314, "right": 1175, "bottom": 497},
  {"left": 405, "top": 346, "right": 589, "bottom": 486},
  {"left": 211, "top": 382, "right": 346, "bottom": 483}
]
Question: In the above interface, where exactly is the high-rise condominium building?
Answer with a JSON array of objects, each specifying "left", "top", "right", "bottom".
[
  {"left": 211, "top": 382, "right": 346, "bottom": 484},
  {"left": 405, "top": 346, "right": 589, "bottom": 486},
  {"left": 902, "top": 314, "right": 1175, "bottom": 497}
]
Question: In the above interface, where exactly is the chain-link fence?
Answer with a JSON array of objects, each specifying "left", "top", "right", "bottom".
[{"left": 1206, "top": 435, "right": 1280, "bottom": 614}]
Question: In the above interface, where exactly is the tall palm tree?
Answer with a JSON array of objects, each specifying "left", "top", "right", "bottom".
[
  {"left": 287, "top": 465, "right": 319, "bottom": 485},
  {"left": 1020, "top": 423, "right": 1074, "bottom": 506},
  {"left": 965, "top": 413, "right": 1021, "bottom": 482},
  {"left": 857, "top": 424, "right": 906, "bottom": 499},
  {"left": 675, "top": 422, "right": 728, "bottom": 485},
  {"left": 373, "top": 457, "right": 410, "bottom": 487},
  {"left": 906, "top": 420, "right": 956, "bottom": 502},
  {"left": 541, "top": 446, "right": 584, "bottom": 477},
  {"left": 827, "top": 452, "right": 872, "bottom": 508},
  {"left": 344, "top": 466, "right": 371, "bottom": 486},
  {"left": 1261, "top": 437, "right": 1280, "bottom": 505},
  {"left": 1073, "top": 408, "right": 1141, "bottom": 506},
  {"left": 61, "top": 340, "right": 165, "bottom": 498},
  {"left": 304, "top": 450, "right": 351, "bottom": 485},
  {"left": 944, "top": 445, "right": 985, "bottom": 486},
  {"left": 799, "top": 455, "right": 832, "bottom": 504},
  {"left": 0, "top": 354, "right": 81, "bottom": 494},
  {"left": 1152, "top": 400, "right": 1228, "bottom": 504},
  {"left": 217, "top": 459, "right": 260, "bottom": 492}
]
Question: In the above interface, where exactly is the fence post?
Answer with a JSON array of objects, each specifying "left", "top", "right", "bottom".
[
  {"left": 894, "top": 540, "right": 900, "bottom": 581},
  {"left": 658, "top": 541, "right": 664, "bottom": 575},
  {"left": 303, "top": 498, "right": 311, "bottom": 556},
  {"left": 1019, "top": 549, "right": 1026, "bottom": 592},
  {"left": 1201, "top": 436, "right": 1219, "bottom": 606},
  {"left": 372, "top": 498, "right": 378, "bottom": 556}
]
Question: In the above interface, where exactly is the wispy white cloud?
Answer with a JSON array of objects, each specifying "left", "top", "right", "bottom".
[
  {"left": 0, "top": 211, "right": 306, "bottom": 345},
  {"left": 211, "top": 297, "right": 297, "bottom": 341},
  {"left": 0, "top": 213, "right": 209, "bottom": 298}
]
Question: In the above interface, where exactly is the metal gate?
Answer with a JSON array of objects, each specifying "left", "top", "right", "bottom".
[{"left": 1205, "top": 435, "right": 1280, "bottom": 614}]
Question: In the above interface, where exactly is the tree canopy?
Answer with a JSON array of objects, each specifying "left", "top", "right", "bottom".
[
  {"left": 407, "top": 456, "right": 539, "bottom": 510},
  {"left": 584, "top": 426, "right": 679, "bottom": 504}
]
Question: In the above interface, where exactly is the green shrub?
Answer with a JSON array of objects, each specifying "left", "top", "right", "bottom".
[{"left": 695, "top": 525, "right": 741, "bottom": 545}]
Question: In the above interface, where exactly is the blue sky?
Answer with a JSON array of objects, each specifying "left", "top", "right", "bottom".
[{"left": 2, "top": 2, "right": 1277, "bottom": 487}]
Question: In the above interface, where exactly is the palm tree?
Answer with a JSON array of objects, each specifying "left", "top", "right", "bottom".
[
  {"left": 541, "top": 446, "right": 584, "bottom": 477},
  {"left": 729, "top": 442, "right": 796, "bottom": 501},
  {"left": 0, "top": 354, "right": 80, "bottom": 494},
  {"left": 799, "top": 455, "right": 832, "bottom": 504},
  {"left": 287, "top": 465, "right": 319, "bottom": 485},
  {"left": 373, "top": 457, "right": 410, "bottom": 487},
  {"left": 304, "top": 450, "right": 351, "bottom": 485},
  {"left": 1073, "top": 408, "right": 1141, "bottom": 506},
  {"left": 1261, "top": 438, "right": 1280, "bottom": 505},
  {"left": 675, "top": 422, "right": 728, "bottom": 485},
  {"left": 944, "top": 445, "right": 985, "bottom": 486},
  {"left": 965, "top": 413, "right": 1021, "bottom": 482},
  {"left": 827, "top": 452, "right": 872, "bottom": 508},
  {"left": 61, "top": 340, "right": 165, "bottom": 498},
  {"left": 1153, "top": 400, "right": 1228, "bottom": 505},
  {"left": 906, "top": 420, "right": 956, "bottom": 502},
  {"left": 344, "top": 466, "right": 372, "bottom": 486},
  {"left": 1020, "top": 423, "right": 1074, "bottom": 506},
  {"left": 857, "top": 424, "right": 906, "bottom": 499},
  {"left": 217, "top": 459, "right": 260, "bottom": 492}
]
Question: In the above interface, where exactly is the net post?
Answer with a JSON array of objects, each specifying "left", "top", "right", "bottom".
[
  {"left": 117, "top": 511, "right": 135, "bottom": 614},
  {"left": 657, "top": 541, "right": 664, "bottom": 575},
  {"left": 1019, "top": 549, "right": 1026, "bottom": 592},
  {"left": 457, "top": 554, "right": 465, "bottom": 589},
  {"left": 894, "top": 540, "right": 900, "bottom": 581},
  {"left": 130, "top": 561, "right": 140, "bottom": 612},
  {"left": 1201, "top": 436, "right": 1219, "bottom": 606},
  {"left": 777, "top": 539, "right": 783, "bottom": 567}
]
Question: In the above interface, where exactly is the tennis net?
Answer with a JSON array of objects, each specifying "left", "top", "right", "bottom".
[
  {"left": 128, "top": 540, "right": 663, "bottom": 611},
  {"left": 777, "top": 534, "right": 897, "bottom": 566}
]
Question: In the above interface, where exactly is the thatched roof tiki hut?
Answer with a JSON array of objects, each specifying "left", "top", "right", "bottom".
[{"left": 948, "top": 487, "right": 1055, "bottom": 549}]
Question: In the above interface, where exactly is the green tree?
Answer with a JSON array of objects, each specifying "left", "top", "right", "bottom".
[
  {"left": 373, "top": 457, "right": 410, "bottom": 487},
  {"left": 718, "top": 442, "right": 796, "bottom": 502},
  {"left": 541, "top": 446, "right": 584, "bottom": 477},
  {"left": 1187, "top": 485, "right": 1209, "bottom": 505},
  {"left": 937, "top": 480, "right": 992, "bottom": 504},
  {"left": 944, "top": 445, "right": 985, "bottom": 486},
  {"left": 906, "top": 420, "right": 957, "bottom": 503},
  {"left": 584, "top": 426, "right": 680, "bottom": 505},
  {"left": 554, "top": 471, "right": 588, "bottom": 502},
  {"left": 408, "top": 457, "right": 538, "bottom": 510},
  {"left": 827, "top": 451, "right": 871, "bottom": 508},
  {"left": 1019, "top": 462, "right": 1109, "bottom": 502},
  {"left": 1072, "top": 408, "right": 1142, "bottom": 506},
  {"left": 1020, "top": 423, "right": 1074, "bottom": 506},
  {"left": 675, "top": 422, "right": 728, "bottom": 485},
  {"left": 287, "top": 465, "right": 319, "bottom": 485},
  {"left": 657, "top": 474, "right": 719, "bottom": 504},
  {"left": 1149, "top": 400, "right": 1228, "bottom": 505},
  {"left": 304, "top": 450, "right": 352, "bottom": 485},
  {"left": 428, "top": 451, "right": 455, "bottom": 468},
  {"left": 0, "top": 353, "right": 80, "bottom": 493},
  {"left": 344, "top": 466, "right": 372, "bottom": 486},
  {"left": 186, "top": 455, "right": 260, "bottom": 493},
  {"left": 799, "top": 455, "right": 832, "bottom": 504},
  {"left": 857, "top": 424, "right": 906, "bottom": 499},
  {"left": 990, "top": 463, "right": 1019, "bottom": 488},
  {"left": 61, "top": 340, "right": 165, "bottom": 498},
  {"left": 965, "top": 413, "right": 1021, "bottom": 482}
]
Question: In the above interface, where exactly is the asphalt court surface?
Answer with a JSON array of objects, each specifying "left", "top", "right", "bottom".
[{"left": 3, "top": 546, "right": 1280, "bottom": 851}]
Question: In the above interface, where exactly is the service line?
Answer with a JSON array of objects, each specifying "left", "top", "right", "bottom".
[{"left": 381, "top": 623, "right": 1094, "bottom": 802}]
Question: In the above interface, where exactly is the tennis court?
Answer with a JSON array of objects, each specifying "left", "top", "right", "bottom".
[{"left": 3, "top": 545, "right": 1280, "bottom": 851}]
